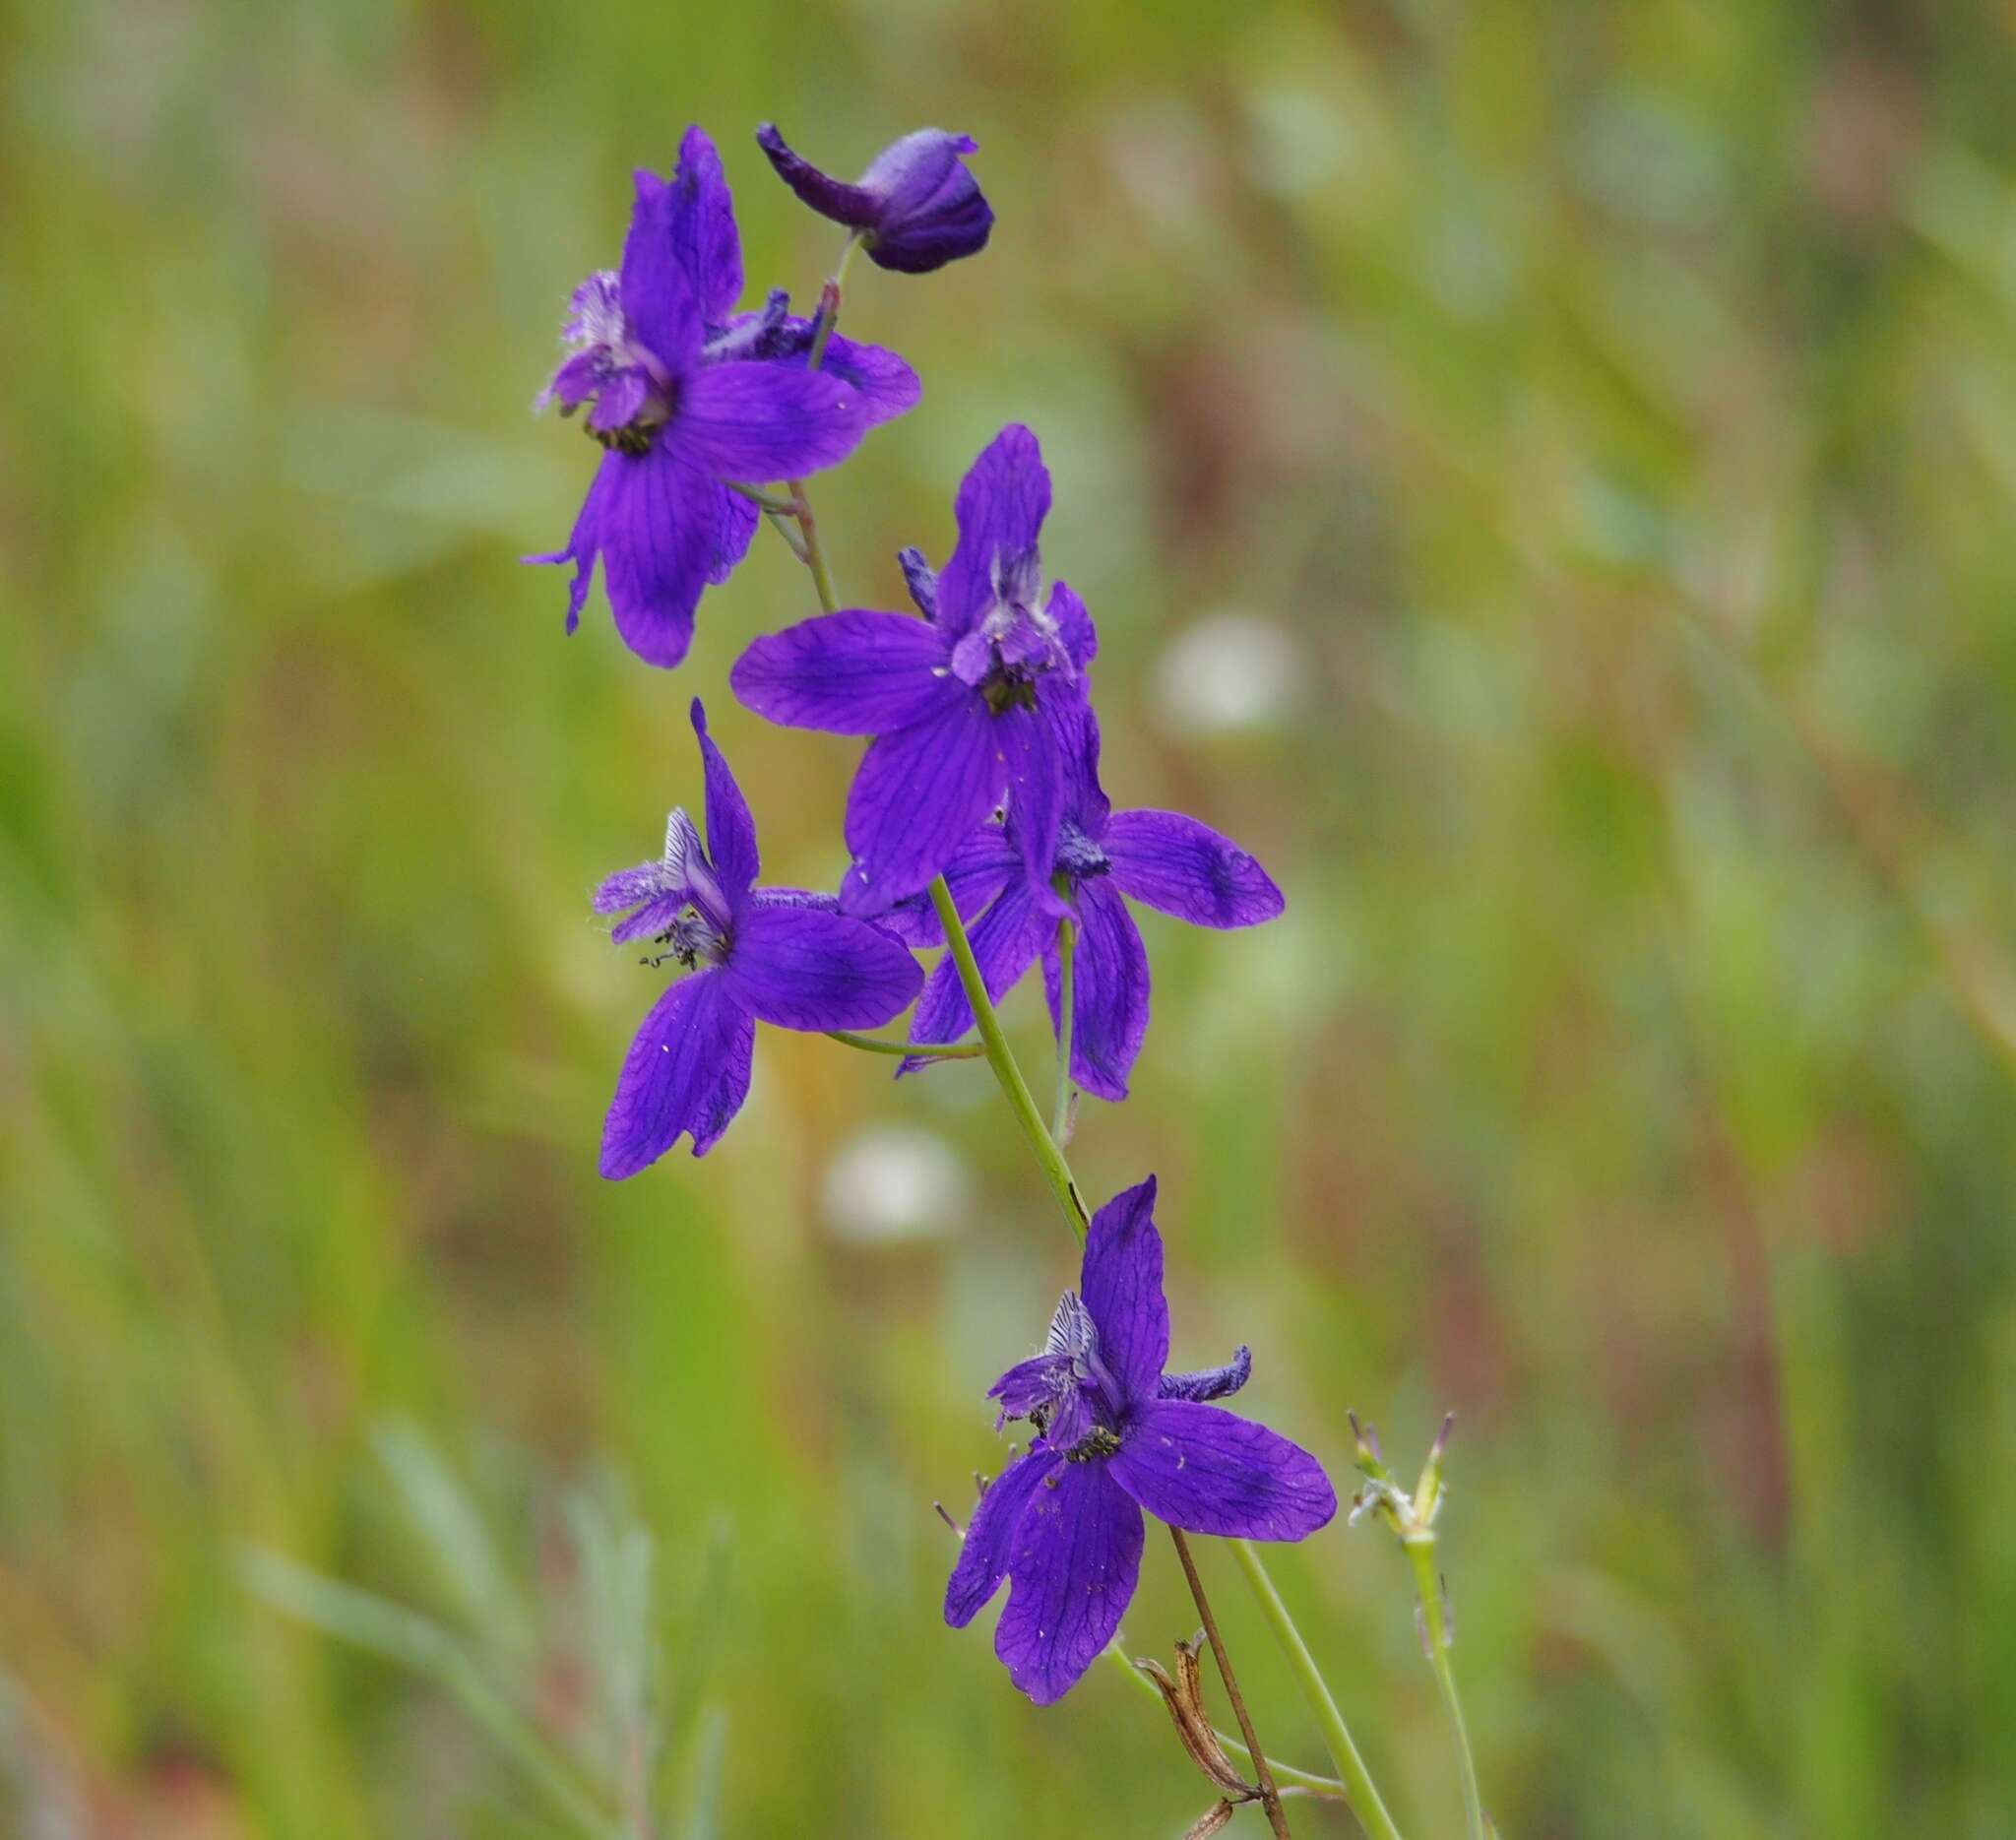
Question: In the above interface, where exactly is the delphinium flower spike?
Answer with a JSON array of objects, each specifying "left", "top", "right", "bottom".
[
  {"left": 594, "top": 702, "right": 923, "bottom": 1176},
  {"left": 756, "top": 124, "right": 992, "bottom": 273},
  {"left": 946, "top": 1177, "right": 1335, "bottom": 1703},
  {"left": 530, "top": 128, "right": 916, "bottom": 669},
  {"left": 888, "top": 707, "right": 1284, "bottom": 1101},
  {"left": 730, "top": 423, "right": 1095, "bottom": 916}
]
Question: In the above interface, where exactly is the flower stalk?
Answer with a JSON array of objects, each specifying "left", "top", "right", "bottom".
[
  {"left": 1168, "top": 1527, "right": 1293, "bottom": 1840},
  {"left": 1349, "top": 1415, "right": 1480, "bottom": 1840}
]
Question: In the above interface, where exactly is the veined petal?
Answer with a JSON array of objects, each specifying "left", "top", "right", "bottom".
[
  {"left": 993, "top": 1465, "right": 1144, "bottom": 1705},
  {"left": 689, "top": 701, "right": 759, "bottom": 904},
  {"left": 879, "top": 822, "right": 1020, "bottom": 947},
  {"left": 1078, "top": 1176, "right": 1168, "bottom": 1404},
  {"left": 599, "top": 970, "right": 754, "bottom": 1176},
  {"left": 525, "top": 449, "right": 621, "bottom": 637},
  {"left": 898, "top": 875, "right": 1047, "bottom": 1071},
  {"left": 720, "top": 905, "right": 922, "bottom": 1032},
  {"left": 945, "top": 1445, "right": 1062, "bottom": 1628},
  {"left": 1048, "top": 579, "right": 1099, "bottom": 673},
  {"left": 618, "top": 170, "right": 704, "bottom": 372},
  {"left": 1060, "top": 701, "right": 1111, "bottom": 837},
  {"left": 709, "top": 481, "right": 760, "bottom": 586},
  {"left": 841, "top": 698, "right": 1005, "bottom": 915},
  {"left": 936, "top": 424, "right": 1051, "bottom": 639},
  {"left": 1042, "top": 877, "right": 1150, "bottom": 1103},
  {"left": 673, "top": 362, "right": 866, "bottom": 481},
  {"left": 996, "top": 694, "right": 1075, "bottom": 912},
  {"left": 1103, "top": 809, "right": 1285, "bottom": 928},
  {"left": 665, "top": 125, "right": 743, "bottom": 326},
  {"left": 730, "top": 611, "right": 959, "bottom": 735},
  {"left": 1107, "top": 1401, "right": 1337, "bottom": 1543},
  {"left": 755, "top": 123, "right": 882, "bottom": 229},
  {"left": 596, "top": 446, "right": 718, "bottom": 669},
  {"left": 818, "top": 331, "right": 921, "bottom": 426}
]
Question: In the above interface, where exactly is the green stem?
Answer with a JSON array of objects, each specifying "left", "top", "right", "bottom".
[
  {"left": 1408, "top": 1536, "right": 1483, "bottom": 1840},
  {"left": 1230, "top": 1540, "right": 1405, "bottom": 1840},
  {"left": 784, "top": 233, "right": 864, "bottom": 616},
  {"left": 1102, "top": 1646, "right": 1351, "bottom": 1800},
  {"left": 927, "top": 877, "right": 1088, "bottom": 1238},
  {"left": 763, "top": 241, "right": 1398, "bottom": 1840},
  {"left": 1051, "top": 912, "right": 1077, "bottom": 1142},
  {"left": 826, "top": 1029, "right": 982, "bottom": 1060},
  {"left": 724, "top": 480, "right": 796, "bottom": 514}
]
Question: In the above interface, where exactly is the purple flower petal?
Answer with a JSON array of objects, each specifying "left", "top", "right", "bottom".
[
  {"left": 1108, "top": 1400, "right": 1338, "bottom": 1543},
  {"left": 856, "top": 130, "right": 993, "bottom": 275},
  {"left": 997, "top": 695, "right": 1078, "bottom": 906},
  {"left": 599, "top": 969, "right": 754, "bottom": 1176},
  {"left": 1061, "top": 701, "right": 1111, "bottom": 837},
  {"left": 617, "top": 169, "right": 704, "bottom": 372},
  {"left": 730, "top": 612, "right": 961, "bottom": 735},
  {"left": 525, "top": 450, "right": 620, "bottom": 637},
  {"left": 664, "top": 125, "right": 743, "bottom": 327},
  {"left": 712, "top": 310, "right": 920, "bottom": 429},
  {"left": 1077, "top": 1176, "right": 1168, "bottom": 1405},
  {"left": 841, "top": 698, "right": 1006, "bottom": 915},
  {"left": 935, "top": 425, "right": 1051, "bottom": 639},
  {"left": 1042, "top": 878, "right": 1150, "bottom": 1102},
  {"left": 1048, "top": 579, "right": 1099, "bottom": 673},
  {"left": 898, "top": 545, "right": 938, "bottom": 619},
  {"left": 992, "top": 1465, "right": 1144, "bottom": 1705},
  {"left": 899, "top": 874, "right": 1047, "bottom": 1070},
  {"left": 817, "top": 330, "right": 921, "bottom": 426},
  {"left": 878, "top": 823, "right": 1020, "bottom": 948},
  {"left": 720, "top": 904, "right": 921, "bottom": 1032},
  {"left": 755, "top": 123, "right": 882, "bottom": 229},
  {"left": 1102, "top": 809, "right": 1285, "bottom": 928},
  {"left": 595, "top": 447, "right": 719, "bottom": 669},
  {"left": 1160, "top": 1346, "right": 1252, "bottom": 1404},
  {"left": 689, "top": 701, "right": 759, "bottom": 904},
  {"left": 945, "top": 1445, "right": 1062, "bottom": 1629},
  {"left": 709, "top": 481, "right": 760, "bottom": 587},
  {"left": 673, "top": 361, "right": 866, "bottom": 481}
]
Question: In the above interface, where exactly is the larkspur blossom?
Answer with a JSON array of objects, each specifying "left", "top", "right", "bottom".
[
  {"left": 886, "top": 707, "right": 1283, "bottom": 1101},
  {"left": 594, "top": 702, "right": 922, "bottom": 1176},
  {"left": 756, "top": 124, "right": 992, "bottom": 273},
  {"left": 730, "top": 423, "right": 1094, "bottom": 916},
  {"left": 531, "top": 127, "right": 917, "bottom": 670},
  {"left": 946, "top": 1178, "right": 1335, "bottom": 1703}
]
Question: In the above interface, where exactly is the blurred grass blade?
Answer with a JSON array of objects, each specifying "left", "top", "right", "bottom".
[
  {"left": 242, "top": 1549, "right": 620, "bottom": 1840},
  {"left": 373, "top": 1421, "right": 534, "bottom": 1661}
]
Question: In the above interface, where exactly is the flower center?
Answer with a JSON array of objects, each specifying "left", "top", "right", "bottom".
[
  {"left": 642, "top": 909, "right": 729, "bottom": 972},
  {"left": 1055, "top": 821, "right": 1108, "bottom": 881}
]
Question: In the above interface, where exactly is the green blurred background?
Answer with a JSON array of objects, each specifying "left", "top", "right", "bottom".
[{"left": 6, "top": 0, "right": 2016, "bottom": 1833}]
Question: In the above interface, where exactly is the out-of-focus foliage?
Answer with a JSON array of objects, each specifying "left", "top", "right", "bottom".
[{"left": 4, "top": 0, "right": 2015, "bottom": 1834}]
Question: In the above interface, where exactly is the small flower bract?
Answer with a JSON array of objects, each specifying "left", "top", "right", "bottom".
[
  {"left": 594, "top": 702, "right": 922, "bottom": 1175},
  {"left": 946, "top": 1178, "right": 1336, "bottom": 1703}
]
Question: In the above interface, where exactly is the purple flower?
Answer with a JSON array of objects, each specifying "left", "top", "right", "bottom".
[
  {"left": 594, "top": 702, "right": 923, "bottom": 1176},
  {"left": 946, "top": 1177, "right": 1336, "bottom": 1704},
  {"left": 530, "top": 128, "right": 909, "bottom": 670},
  {"left": 730, "top": 424, "right": 1096, "bottom": 918},
  {"left": 756, "top": 124, "right": 992, "bottom": 274},
  {"left": 889, "top": 707, "right": 1283, "bottom": 1101}
]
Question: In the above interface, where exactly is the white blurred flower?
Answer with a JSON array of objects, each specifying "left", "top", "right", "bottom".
[
  {"left": 821, "top": 1126, "right": 970, "bottom": 1245},
  {"left": 1151, "top": 612, "right": 1305, "bottom": 736}
]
